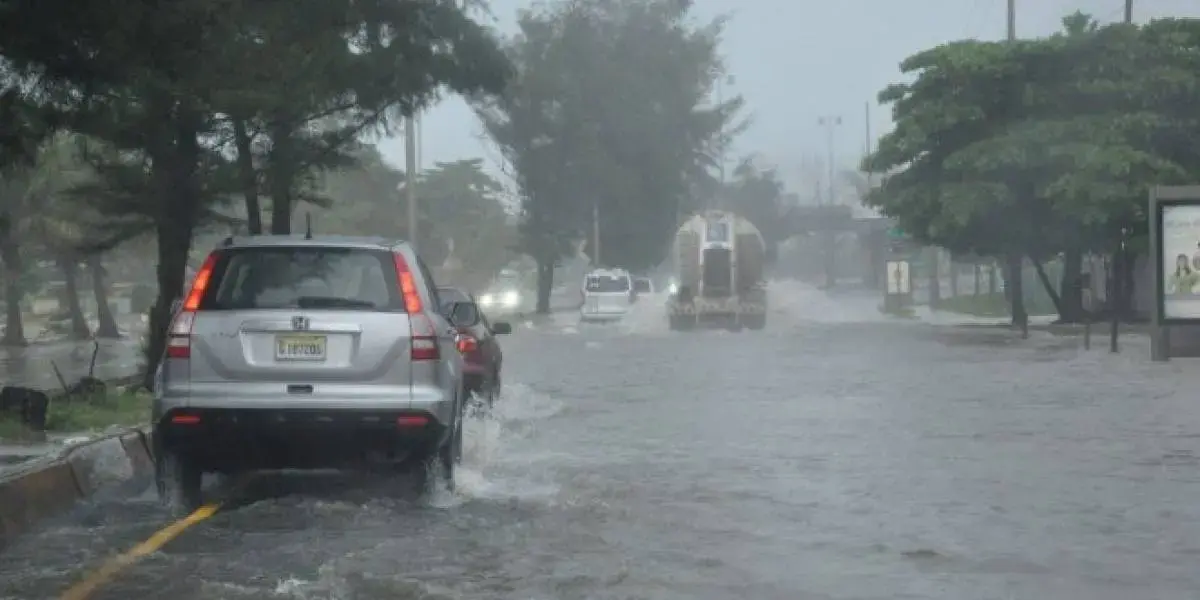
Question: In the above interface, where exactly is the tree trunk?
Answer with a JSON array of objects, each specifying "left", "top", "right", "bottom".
[
  {"left": 1005, "top": 253, "right": 1026, "bottom": 326},
  {"left": 268, "top": 119, "right": 294, "bottom": 235},
  {"left": 58, "top": 255, "right": 91, "bottom": 340},
  {"left": 232, "top": 116, "right": 263, "bottom": 234},
  {"left": 1120, "top": 250, "right": 1136, "bottom": 319},
  {"left": 949, "top": 259, "right": 959, "bottom": 298},
  {"left": 1031, "top": 257, "right": 1065, "bottom": 320},
  {"left": 973, "top": 263, "right": 981, "bottom": 296},
  {"left": 535, "top": 259, "right": 554, "bottom": 314},
  {"left": 926, "top": 247, "right": 940, "bottom": 309},
  {"left": 0, "top": 230, "right": 26, "bottom": 346},
  {"left": 988, "top": 261, "right": 998, "bottom": 295},
  {"left": 88, "top": 256, "right": 121, "bottom": 338},
  {"left": 142, "top": 104, "right": 203, "bottom": 390},
  {"left": 1057, "top": 248, "right": 1084, "bottom": 323}
]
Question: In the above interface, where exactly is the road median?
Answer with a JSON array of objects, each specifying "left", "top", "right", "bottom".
[{"left": 0, "top": 424, "right": 153, "bottom": 551}]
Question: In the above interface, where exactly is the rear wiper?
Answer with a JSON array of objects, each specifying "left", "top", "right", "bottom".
[{"left": 296, "top": 296, "right": 377, "bottom": 309}]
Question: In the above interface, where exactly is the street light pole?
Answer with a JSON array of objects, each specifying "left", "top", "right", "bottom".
[
  {"left": 817, "top": 115, "right": 841, "bottom": 288},
  {"left": 714, "top": 74, "right": 735, "bottom": 209}
]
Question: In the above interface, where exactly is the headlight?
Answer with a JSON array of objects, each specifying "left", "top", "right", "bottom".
[
  {"left": 503, "top": 291, "right": 520, "bottom": 307},
  {"left": 480, "top": 294, "right": 496, "bottom": 307},
  {"left": 667, "top": 282, "right": 678, "bottom": 295}
]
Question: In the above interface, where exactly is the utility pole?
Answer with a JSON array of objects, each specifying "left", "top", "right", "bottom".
[
  {"left": 717, "top": 76, "right": 726, "bottom": 188},
  {"left": 714, "top": 74, "right": 735, "bottom": 209},
  {"left": 1124, "top": 0, "right": 1132, "bottom": 24},
  {"left": 405, "top": 113, "right": 418, "bottom": 252},
  {"left": 817, "top": 116, "right": 841, "bottom": 206}
]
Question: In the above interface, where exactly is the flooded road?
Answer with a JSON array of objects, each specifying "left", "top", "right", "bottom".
[{"left": 3, "top": 282, "right": 1200, "bottom": 600}]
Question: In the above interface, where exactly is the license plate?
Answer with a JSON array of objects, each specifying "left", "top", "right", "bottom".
[{"left": 275, "top": 335, "right": 327, "bottom": 361}]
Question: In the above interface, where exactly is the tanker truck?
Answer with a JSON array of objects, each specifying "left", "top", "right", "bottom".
[{"left": 665, "top": 210, "right": 768, "bottom": 331}]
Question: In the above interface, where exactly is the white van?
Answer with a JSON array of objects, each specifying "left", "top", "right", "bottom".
[{"left": 580, "top": 268, "right": 633, "bottom": 322}]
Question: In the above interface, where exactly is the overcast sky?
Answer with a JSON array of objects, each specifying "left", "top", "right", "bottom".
[{"left": 378, "top": 0, "right": 1200, "bottom": 193}]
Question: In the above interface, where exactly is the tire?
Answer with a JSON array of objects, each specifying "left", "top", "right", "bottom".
[
  {"left": 745, "top": 314, "right": 767, "bottom": 330},
  {"left": 414, "top": 392, "right": 463, "bottom": 494},
  {"left": 467, "top": 378, "right": 498, "bottom": 417},
  {"left": 155, "top": 447, "right": 203, "bottom": 512}
]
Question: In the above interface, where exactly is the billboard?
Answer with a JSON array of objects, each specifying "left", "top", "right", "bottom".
[{"left": 1161, "top": 203, "right": 1200, "bottom": 319}]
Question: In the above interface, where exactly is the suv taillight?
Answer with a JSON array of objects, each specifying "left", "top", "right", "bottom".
[
  {"left": 165, "top": 252, "right": 218, "bottom": 360},
  {"left": 394, "top": 252, "right": 439, "bottom": 361},
  {"left": 409, "top": 314, "right": 440, "bottom": 361},
  {"left": 166, "top": 311, "right": 196, "bottom": 358},
  {"left": 456, "top": 334, "right": 478, "bottom": 354}
]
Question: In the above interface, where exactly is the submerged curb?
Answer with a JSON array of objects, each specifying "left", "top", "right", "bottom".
[{"left": 0, "top": 425, "right": 153, "bottom": 551}]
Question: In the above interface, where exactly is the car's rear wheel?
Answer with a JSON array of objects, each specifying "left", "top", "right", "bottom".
[
  {"left": 414, "top": 394, "right": 463, "bottom": 494},
  {"left": 155, "top": 448, "right": 203, "bottom": 512}
]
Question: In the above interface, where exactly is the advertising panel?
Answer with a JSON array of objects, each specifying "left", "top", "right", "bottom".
[
  {"left": 1161, "top": 204, "right": 1200, "bottom": 319},
  {"left": 886, "top": 260, "right": 911, "bottom": 295}
]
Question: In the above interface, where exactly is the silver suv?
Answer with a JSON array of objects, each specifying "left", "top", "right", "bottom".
[{"left": 152, "top": 235, "right": 472, "bottom": 508}]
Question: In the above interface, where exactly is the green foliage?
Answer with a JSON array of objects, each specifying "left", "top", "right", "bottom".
[
  {"left": 0, "top": 0, "right": 512, "bottom": 376},
  {"left": 864, "top": 14, "right": 1200, "bottom": 266},
  {"left": 721, "top": 160, "right": 787, "bottom": 251},
  {"left": 476, "top": 0, "right": 741, "bottom": 275},
  {"left": 307, "top": 149, "right": 514, "bottom": 278}
]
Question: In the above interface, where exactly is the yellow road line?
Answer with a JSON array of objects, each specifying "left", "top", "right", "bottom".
[{"left": 59, "top": 503, "right": 220, "bottom": 600}]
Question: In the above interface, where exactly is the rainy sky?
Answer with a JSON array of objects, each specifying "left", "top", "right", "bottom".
[{"left": 378, "top": 0, "right": 1200, "bottom": 192}]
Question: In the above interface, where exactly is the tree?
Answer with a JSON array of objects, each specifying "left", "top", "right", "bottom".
[
  {"left": 0, "top": 0, "right": 511, "bottom": 386},
  {"left": 416, "top": 159, "right": 516, "bottom": 276},
  {"left": 721, "top": 159, "right": 787, "bottom": 258},
  {"left": 477, "top": 0, "right": 741, "bottom": 312},
  {"left": 305, "top": 150, "right": 515, "bottom": 281},
  {"left": 864, "top": 14, "right": 1198, "bottom": 324},
  {"left": 0, "top": 88, "right": 57, "bottom": 346}
]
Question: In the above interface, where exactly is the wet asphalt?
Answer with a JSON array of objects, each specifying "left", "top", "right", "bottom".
[{"left": 2, "top": 282, "right": 1200, "bottom": 600}]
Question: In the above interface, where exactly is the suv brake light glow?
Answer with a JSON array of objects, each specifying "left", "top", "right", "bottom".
[
  {"left": 456, "top": 334, "right": 478, "bottom": 354},
  {"left": 167, "top": 252, "right": 218, "bottom": 359},
  {"left": 394, "top": 252, "right": 439, "bottom": 361},
  {"left": 392, "top": 253, "right": 423, "bottom": 313}
]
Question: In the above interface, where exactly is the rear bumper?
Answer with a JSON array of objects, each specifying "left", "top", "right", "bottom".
[{"left": 153, "top": 407, "right": 448, "bottom": 472}]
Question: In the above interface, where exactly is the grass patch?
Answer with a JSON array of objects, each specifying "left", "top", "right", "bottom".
[
  {"left": 0, "top": 388, "right": 149, "bottom": 440},
  {"left": 0, "top": 419, "right": 30, "bottom": 439},
  {"left": 45, "top": 388, "right": 150, "bottom": 432},
  {"left": 937, "top": 293, "right": 1011, "bottom": 317},
  {"left": 878, "top": 304, "right": 917, "bottom": 318}
]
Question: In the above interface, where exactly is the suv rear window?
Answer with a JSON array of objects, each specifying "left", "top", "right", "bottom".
[
  {"left": 199, "top": 247, "right": 403, "bottom": 311},
  {"left": 585, "top": 275, "right": 630, "bottom": 293}
]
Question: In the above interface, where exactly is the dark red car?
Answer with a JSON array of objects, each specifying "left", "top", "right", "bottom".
[{"left": 438, "top": 286, "right": 511, "bottom": 407}]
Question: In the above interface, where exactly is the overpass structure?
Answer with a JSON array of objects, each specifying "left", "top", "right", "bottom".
[{"left": 777, "top": 204, "right": 896, "bottom": 288}]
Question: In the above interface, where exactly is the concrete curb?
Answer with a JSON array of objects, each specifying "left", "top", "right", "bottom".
[{"left": 0, "top": 424, "right": 153, "bottom": 551}]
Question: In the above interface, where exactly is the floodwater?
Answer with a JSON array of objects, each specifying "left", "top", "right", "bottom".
[{"left": 2, "top": 281, "right": 1198, "bottom": 600}]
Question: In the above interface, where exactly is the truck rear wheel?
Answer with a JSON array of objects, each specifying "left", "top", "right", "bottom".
[{"left": 745, "top": 314, "right": 766, "bottom": 330}]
